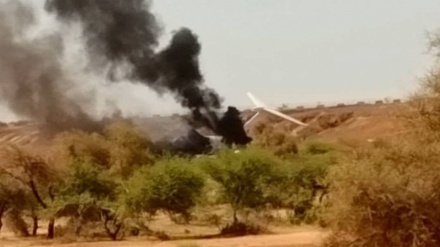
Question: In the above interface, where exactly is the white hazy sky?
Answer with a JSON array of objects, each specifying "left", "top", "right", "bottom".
[{"left": 151, "top": 0, "right": 440, "bottom": 108}]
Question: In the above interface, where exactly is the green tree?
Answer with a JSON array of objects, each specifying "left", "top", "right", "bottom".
[
  {"left": 126, "top": 157, "right": 205, "bottom": 223},
  {"left": 53, "top": 161, "right": 125, "bottom": 240},
  {"left": 202, "top": 147, "right": 279, "bottom": 226},
  {"left": 0, "top": 176, "right": 37, "bottom": 236},
  {"left": 0, "top": 145, "right": 59, "bottom": 238},
  {"left": 268, "top": 144, "right": 336, "bottom": 224}
]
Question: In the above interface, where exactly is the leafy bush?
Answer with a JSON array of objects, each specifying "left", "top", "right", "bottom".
[
  {"left": 126, "top": 157, "right": 205, "bottom": 222},
  {"left": 268, "top": 144, "right": 336, "bottom": 224},
  {"left": 201, "top": 147, "right": 279, "bottom": 229},
  {"left": 59, "top": 161, "right": 118, "bottom": 201},
  {"left": 0, "top": 145, "right": 59, "bottom": 238}
]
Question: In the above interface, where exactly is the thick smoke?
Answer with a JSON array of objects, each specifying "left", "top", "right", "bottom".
[
  {"left": 0, "top": 0, "right": 251, "bottom": 146},
  {"left": 0, "top": 1, "right": 100, "bottom": 131},
  {"left": 45, "top": 0, "right": 250, "bottom": 145}
]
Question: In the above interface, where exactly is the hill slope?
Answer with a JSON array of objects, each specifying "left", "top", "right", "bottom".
[
  {"left": 243, "top": 102, "right": 407, "bottom": 144},
  {"left": 0, "top": 102, "right": 408, "bottom": 150}
]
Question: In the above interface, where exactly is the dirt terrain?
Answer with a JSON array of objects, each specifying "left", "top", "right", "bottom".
[
  {"left": 0, "top": 213, "right": 326, "bottom": 247},
  {"left": 0, "top": 229, "right": 325, "bottom": 247}
]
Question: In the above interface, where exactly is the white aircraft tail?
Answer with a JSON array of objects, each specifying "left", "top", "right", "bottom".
[
  {"left": 245, "top": 92, "right": 308, "bottom": 127},
  {"left": 247, "top": 92, "right": 266, "bottom": 108}
]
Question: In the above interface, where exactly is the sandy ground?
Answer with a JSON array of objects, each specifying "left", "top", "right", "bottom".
[{"left": 0, "top": 229, "right": 326, "bottom": 247}]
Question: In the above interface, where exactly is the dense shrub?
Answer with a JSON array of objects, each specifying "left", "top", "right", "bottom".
[
  {"left": 201, "top": 147, "right": 280, "bottom": 229},
  {"left": 324, "top": 137, "right": 440, "bottom": 247},
  {"left": 126, "top": 157, "right": 205, "bottom": 222},
  {"left": 59, "top": 162, "right": 118, "bottom": 201},
  {"left": 268, "top": 142, "right": 336, "bottom": 224},
  {"left": 53, "top": 161, "right": 123, "bottom": 239},
  {"left": 0, "top": 145, "right": 59, "bottom": 238}
]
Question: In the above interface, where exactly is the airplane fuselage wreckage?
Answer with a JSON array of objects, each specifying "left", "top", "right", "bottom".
[{"left": 138, "top": 93, "right": 308, "bottom": 155}]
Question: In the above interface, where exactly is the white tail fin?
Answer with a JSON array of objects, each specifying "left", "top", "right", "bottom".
[
  {"left": 262, "top": 107, "right": 308, "bottom": 126},
  {"left": 247, "top": 92, "right": 266, "bottom": 108},
  {"left": 246, "top": 92, "right": 308, "bottom": 126}
]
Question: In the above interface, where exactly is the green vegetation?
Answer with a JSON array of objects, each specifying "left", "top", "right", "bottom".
[
  {"left": 0, "top": 119, "right": 337, "bottom": 241},
  {"left": 270, "top": 142, "right": 337, "bottom": 225},
  {"left": 11, "top": 90, "right": 440, "bottom": 246},
  {"left": 201, "top": 147, "right": 279, "bottom": 235},
  {"left": 126, "top": 158, "right": 205, "bottom": 222}
]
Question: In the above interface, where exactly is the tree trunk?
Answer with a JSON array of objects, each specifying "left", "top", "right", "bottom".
[
  {"left": 6, "top": 210, "right": 29, "bottom": 237},
  {"left": 102, "top": 211, "right": 123, "bottom": 241},
  {"left": 47, "top": 217, "right": 55, "bottom": 239},
  {"left": 75, "top": 217, "right": 82, "bottom": 237},
  {"left": 32, "top": 216, "right": 38, "bottom": 236},
  {"left": 232, "top": 209, "right": 238, "bottom": 226},
  {"left": 0, "top": 202, "right": 7, "bottom": 232},
  {"left": 29, "top": 180, "right": 47, "bottom": 209}
]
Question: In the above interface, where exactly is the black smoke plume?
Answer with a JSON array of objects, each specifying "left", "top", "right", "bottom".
[
  {"left": 0, "top": 0, "right": 250, "bottom": 146},
  {"left": 45, "top": 0, "right": 251, "bottom": 145}
]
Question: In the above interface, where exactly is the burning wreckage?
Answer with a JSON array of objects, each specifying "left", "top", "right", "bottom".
[
  {"left": 0, "top": 0, "right": 253, "bottom": 155},
  {"left": 0, "top": 0, "right": 306, "bottom": 155},
  {"left": 133, "top": 92, "right": 308, "bottom": 155},
  {"left": 133, "top": 106, "right": 252, "bottom": 155},
  {"left": 95, "top": 107, "right": 250, "bottom": 155}
]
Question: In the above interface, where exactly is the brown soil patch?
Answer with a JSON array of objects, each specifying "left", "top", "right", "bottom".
[{"left": 0, "top": 229, "right": 325, "bottom": 247}]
